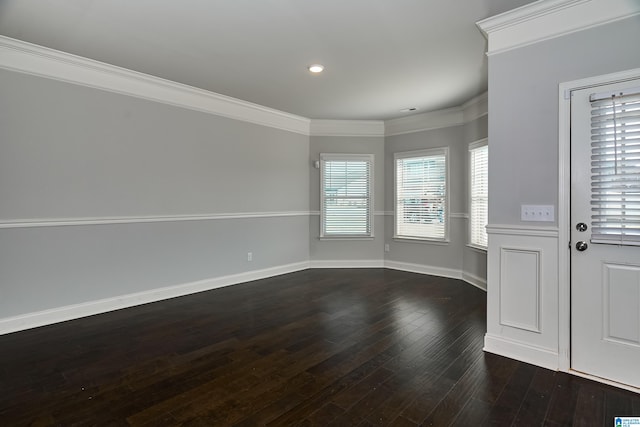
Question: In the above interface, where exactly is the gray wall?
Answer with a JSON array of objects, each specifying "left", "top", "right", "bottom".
[
  {"left": 308, "top": 135, "right": 385, "bottom": 261},
  {"left": 0, "top": 69, "right": 310, "bottom": 317},
  {"left": 1, "top": 59, "right": 490, "bottom": 323},
  {"left": 1, "top": 70, "right": 309, "bottom": 219},
  {"left": 488, "top": 15, "right": 640, "bottom": 226}
]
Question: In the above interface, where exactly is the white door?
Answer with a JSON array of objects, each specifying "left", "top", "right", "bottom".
[{"left": 571, "top": 78, "right": 640, "bottom": 389}]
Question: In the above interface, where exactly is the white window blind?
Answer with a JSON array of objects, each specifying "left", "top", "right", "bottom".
[
  {"left": 395, "top": 148, "right": 448, "bottom": 240},
  {"left": 590, "top": 88, "right": 640, "bottom": 245},
  {"left": 469, "top": 141, "right": 488, "bottom": 248},
  {"left": 321, "top": 154, "right": 373, "bottom": 237}
]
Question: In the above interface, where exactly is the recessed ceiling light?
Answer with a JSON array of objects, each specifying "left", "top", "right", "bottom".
[
  {"left": 400, "top": 107, "right": 418, "bottom": 113},
  {"left": 308, "top": 64, "right": 324, "bottom": 73}
]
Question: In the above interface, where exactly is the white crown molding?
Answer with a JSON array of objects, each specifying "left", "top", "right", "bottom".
[
  {"left": 0, "top": 35, "right": 494, "bottom": 139},
  {"left": 477, "top": 0, "right": 640, "bottom": 55},
  {"left": 310, "top": 120, "right": 385, "bottom": 137},
  {"left": 0, "top": 211, "right": 311, "bottom": 229},
  {"left": 462, "top": 92, "right": 489, "bottom": 123},
  {"left": 0, "top": 36, "right": 311, "bottom": 135},
  {"left": 384, "top": 106, "right": 464, "bottom": 136},
  {"left": 384, "top": 92, "right": 488, "bottom": 136}
]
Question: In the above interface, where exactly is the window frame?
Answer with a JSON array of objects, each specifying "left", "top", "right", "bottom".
[
  {"left": 394, "top": 147, "right": 449, "bottom": 243},
  {"left": 468, "top": 138, "right": 488, "bottom": 250},
  {"left": 320, "top": 153, "right": 374, "bottom": 239}
]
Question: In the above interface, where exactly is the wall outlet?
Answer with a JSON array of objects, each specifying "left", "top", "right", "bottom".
[
  {"left": 521, "top": 205, "right": 554, "bottom": 222},
  {"left": 384, "top": 243, "right": 390, "bottom": 252},
  {"left": 247, "top": 252, "right": 253, "bottom": 261}
]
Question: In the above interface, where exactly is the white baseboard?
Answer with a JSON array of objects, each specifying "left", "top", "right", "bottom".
[
  {"left": 0, "top": 260, "right": 487, "bottom": 335},
  {"left": 462, "top": 271, "right": 487, "bottom": 291},
  {"left": 0, "top": 261, "right": 309, "bottom": 335},
  {"left": 384, "top": 260, "right": 462, "bottom": 280},
  {"left": 308, "top": 259, "right": 385, "bottom": 269},
  {"left": 484, "top": 333, "right": 559, "bottom": 371},
  {"left": 310, "top": 260, "right": 476, "bottom": 280}
]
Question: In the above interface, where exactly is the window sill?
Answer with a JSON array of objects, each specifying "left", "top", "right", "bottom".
[
  {"left": 466, "top": 243, "right": 488, "bottom": 253},
  {"left": 393, "top": 236, "right": 449, "bottom": 246},
  {"left": 319, "top": 236, "right": 374, "bottom": 241}
]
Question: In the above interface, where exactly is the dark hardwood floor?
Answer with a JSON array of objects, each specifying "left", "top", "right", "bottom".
[{"left": 1, "top": 269, "right": 638, "bottom": 426}]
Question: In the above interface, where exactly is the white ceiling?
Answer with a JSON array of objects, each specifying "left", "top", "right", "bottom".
[{"left": 0, "top": 0, "right": 537, "bottom": 120}]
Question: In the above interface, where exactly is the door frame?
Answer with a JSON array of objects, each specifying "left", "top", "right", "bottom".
[{"left": 558, "top": 67, "right": 640, "bottom": 385}]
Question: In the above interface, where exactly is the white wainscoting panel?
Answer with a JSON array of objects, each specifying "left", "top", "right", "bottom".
[
  {"left": 485, "top": 224, "right": 560, "bottom": 370},
  {"left": 499, "top": 247, "right": 541, "bottom": 333}
]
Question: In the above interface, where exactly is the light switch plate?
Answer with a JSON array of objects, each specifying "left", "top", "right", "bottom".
[{"left": 521, "top": 205, "right": 554, "bottom": 222}]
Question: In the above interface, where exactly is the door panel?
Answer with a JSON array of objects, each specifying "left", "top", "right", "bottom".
[{"left": 571, "top": 78, "right": 640, "bottom": 389}]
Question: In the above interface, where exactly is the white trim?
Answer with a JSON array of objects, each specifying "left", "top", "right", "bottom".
[
  {"left": 0, "top": 33, "right": 491, "bottom": 137},
  {"left": 462, "top": 92, "right": 489, "bottom": 123},
  {"left": 466, "top": 243, "right": 488, "bottom": 253},
  {"left": 318, "top": 237, "right": 375, "bottom": 241},
  {"left": 385, "top": 106, "right": 464, "bottom": 136},
  {"left": 385, "top": 92, "right": 488, "bottom": 136},
  {"left": 309, "top": 260, "right": 385, "bottom": 269},
  {"left": 0, "top": 261, "right": 309, "bottom": 335},
  {"left": 468, "top": 137, "right": 488, "bottom": 152},
  {"left": 392, "top": 237, "right": 450, "bottom": 246},
  {"left": 569, "top": 369, "right": 640, "bottom": 395},
  {"left": 310, "top": 260, "right": 486, "bottom": 291},
  {"left": 484, "top": 334, "right": 559, "bottom": 371},
  {"left": 462, "top": 271, "right": 487, "bottom": 291},
  {"left": 0, "top": 36, "right": 311, "bottom": 135},
  {"left": 384, "top": 260, "right": 462, "bottom": 281},
  {"left": 558, "top": 76, "right": 573, "bottom": 373},
  {"left": 0, "top": 211, "right": 311, "bottom": 229},
  {"left": 477, "top": 0, "right": 640, "bottom": 56},
  {"left": 558, "top": 68, "right": 640, "bottom": 375},
  {"left": 487, "top": 224, "right": 559, "bottom": 237},
  {"left": 310, "top": 211, "right": 388, "bottom": 216},
  {"left": 450, "top": 212, "right": 469, "bottom": 219},
  {"left": 310, "top": 120, "right": 385, "bottom": 137},
  {"left": 0, "top": 261, "right": 488, "bottom": 335}
]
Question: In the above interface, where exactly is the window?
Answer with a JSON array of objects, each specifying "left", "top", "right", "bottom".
[
  {"left": 320, "top": 153, "right": 373, "bottom": 238},
  {"left": 395, "top": 148, "right": 448, "bottom": 241},
  {"left": 590, "top": 89, "right": 640, "bottom": 245},
  {"left": 469, "top": 140, "right": 488, "bottom": 249}
]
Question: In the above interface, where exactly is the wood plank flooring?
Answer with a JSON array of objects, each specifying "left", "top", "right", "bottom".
[{"left": 1, "top": 268, "right": 638, "bottom": 426}]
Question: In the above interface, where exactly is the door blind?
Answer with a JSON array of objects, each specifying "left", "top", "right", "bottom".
[{"left": 590, "top": 89, "right": 640, "bottom": 245}]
